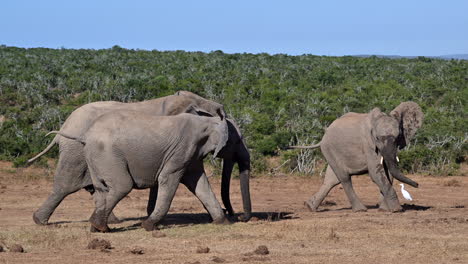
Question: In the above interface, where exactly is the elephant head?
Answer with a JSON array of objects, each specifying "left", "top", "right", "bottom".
[
  {"left": 216, "top": 119, "right": 252, "bottom": 221},
  {"left": 177, "top": 91, "right": 252, "bottom": 221},
  {"left": 369, "top": 102, "right": 423, "bottom": 188},
  {"left": 389, "top": 101, "right": 424, "bottom": 149}
]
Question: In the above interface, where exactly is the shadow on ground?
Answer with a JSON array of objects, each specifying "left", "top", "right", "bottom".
[{"left": 111, "top": 211, "right": 295, "bottom": 232}]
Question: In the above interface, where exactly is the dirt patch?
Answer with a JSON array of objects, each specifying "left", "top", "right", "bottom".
[
  {"left": 1, "top": 163, "right": 468, "bottom": 263},
  {"left": 444, "top": 178, "right": 462, "bottom": 187},
  {"left": 242, "top": 256, "right": 271, "bottom": 262},
  {"left": 322, "top": 200, "right": 337, "bottom": 206},
  {"left": 152, "top": 230, "right": 167, "bottom": 238},
  {"left": 211, "top": 256, "right": 225, "bottom": 263}
]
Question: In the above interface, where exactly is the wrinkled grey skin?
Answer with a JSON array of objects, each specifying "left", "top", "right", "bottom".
[
  {"left": 292, "top": 102, "right": 423, "bottom": 212},
  {"left": 146, "top": 117, "right": 252, "bottom": 221},
  {"left": 52, "top": 112, "right": 231, "bottom": 232},
  {"left": 29, "top": 91, "right": 251, "bottom": 225}
]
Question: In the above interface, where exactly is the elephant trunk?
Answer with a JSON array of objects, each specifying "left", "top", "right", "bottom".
[
  {"left": 238, "top": 160, "right": 252, "bottom": 222},
  {"left": 381, "top": 147, "right": 419, "bottom": 188},
  {"left": 221, "top": 157, "right": 252, "bottom": 222},
  {"left": 221, "top": 159, "right": 235, "bottom": 217}
]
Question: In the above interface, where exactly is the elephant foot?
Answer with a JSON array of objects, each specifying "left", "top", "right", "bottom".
[
  {"left": 238, "top": 213, "right": 252, "bottom": 222},
  {"left": 304, "top": 201, "right": 318, "bottom": 212},
  {"left": 32, "top": 212, "right": 48, "bottom": 225},
  {"left": 352, "top": 205, "right": 368, "bottom": 212},
  {"left": 89, "top": 211, "right": 110, "bottom": 232},
  {"left": 89, "top": 224, "right": 109, "bottom": 233},
  {"left": 141, "top": 219, "right": 157, "bottom": 231},
  {"left": 212, "top": 216, "right": 232, "bottom": 225},
  {"left": 107, "top": 212, "right": 122, "bottom": 224},
  {"left": 389, "top": 205, "right": 403, "bottom": 213}
]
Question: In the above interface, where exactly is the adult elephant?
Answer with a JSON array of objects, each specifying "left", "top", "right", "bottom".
[
  {"left": 51, "top": 112, "right": 232, "bottom": 232},
  {"left": 29, "top": 91, "right": 251, "bottom": 225},
  {"left": 291, "top": 102, "right": 423, "bottom": 212}
]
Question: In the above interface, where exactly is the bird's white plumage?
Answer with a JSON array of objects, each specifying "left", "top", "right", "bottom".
[
  {"left": 396, "top": 156, "right": 399, "bottom": 162},
  {"left": 399, "top": 183, "right": 413, "bottom": 201}
]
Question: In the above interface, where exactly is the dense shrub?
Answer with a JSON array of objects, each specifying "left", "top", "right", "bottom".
[{"left": 0, "top": 45, "right": 466, "bottom": 175}]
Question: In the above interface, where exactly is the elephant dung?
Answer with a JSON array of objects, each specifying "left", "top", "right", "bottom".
[
  {"left": 9, "top": 244, "right": 24, "bottom": 253},
  {"left": 196, "top": 246, "right": 210, "bottom": 253},
  {"left": 129, "top": 246, "right": 145, "bottom": 255},
  {"left": 87, "top": 238, "right": 112, "bottom": 251}
]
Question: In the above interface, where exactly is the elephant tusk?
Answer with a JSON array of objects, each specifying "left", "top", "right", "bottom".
[
  {"left": 380, "top": 156, "right": 383, "bottom": 165},
  {"left": 396, "top": 156, "right": 400, "bottom": 162}
]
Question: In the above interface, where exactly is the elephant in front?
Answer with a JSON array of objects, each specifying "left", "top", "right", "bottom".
[
  {"left": 52, "top": 112, "right": 231, "bottom": 232},
  {"left": 291, "top": 102, "right": 423, "bottom": 212},
  {"left": 29, "top": 91, "right": 251, "bottom": 225}
]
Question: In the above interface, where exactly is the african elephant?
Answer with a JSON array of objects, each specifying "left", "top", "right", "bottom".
[
  {"left": 51, "top": 112, "right": 231, "bottom": 232},
  {"left": 146, "top": 117, "right": 251, "bottom": 221},
  {"left": 291, "top": 102, "right": 423, "bottom": 212},
  {"left": 29, "top": 91, "right": 251, "bottom": 225}
]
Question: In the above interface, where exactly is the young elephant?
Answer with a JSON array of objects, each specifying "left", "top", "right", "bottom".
[
  {"left": 29, "top": 91, "right": 251, "bottom": 225},
  {"left": 52, "top": 112, "right": 231, "bottom": 232},
  {"left": 292, "top": 102, "right": 423, "bottom": 212}
]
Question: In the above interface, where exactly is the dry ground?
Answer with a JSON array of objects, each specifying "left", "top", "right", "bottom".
[{"left": 0, "top": 161, "right": 467, "bottom": 264}]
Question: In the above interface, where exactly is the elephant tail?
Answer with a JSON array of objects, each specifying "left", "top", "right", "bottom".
[
  {"left": 288, "top": 142, "right": 321, "bottom": 149},
  {"left": 46, "top": 131, "right": 86, "bottom": 145},
  {"left": 27, "top": 135, "right": 59, "bottom": 163}
]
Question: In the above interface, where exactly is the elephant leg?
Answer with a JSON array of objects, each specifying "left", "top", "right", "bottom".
[
  {"left": 181, "top": 169, "right": 228, "bottom": 224},
  {"left": 146, "top": 184, "right": 158, "bottom": 217},
  {"left": 141, "top": 170, "right": 184, "bottom": 231},
  {"left": 88, "top": 158, "right": 133, "bottom": 232},
  {"left": 94, "top": 182, "right": 132, "bottom": 231},
  {"left": 378, "top": 175, "right": 394, "bottom": 211},
  {"left": 369, "top": 165, "right": 401, "bottom": 212},
  {"left": 305, "top": 165, "right": 340, "bottom": 212},
  {"left": 89, "top": 190, "right": 108, "bottom": 232},
  {"left": 328, "top": 162, "right": 367, "bottom": 212},
  {"left": 33, "top": 143, "right": 88, "bottom": 225}
]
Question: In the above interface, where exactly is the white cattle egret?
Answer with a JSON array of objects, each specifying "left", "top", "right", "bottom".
[
  {"left": 396, "top": 156, "right": 400, "bottom": 162},
  {"left": 380, "top": 156, "right": 383, "bottom": 164},
  {"left": 399, "top": 183, "right": 413, "bottom": 201}
]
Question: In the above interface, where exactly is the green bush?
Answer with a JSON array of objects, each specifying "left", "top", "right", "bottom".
[{"left": 0, "top": 45, "right": 466, "bottom": 176}]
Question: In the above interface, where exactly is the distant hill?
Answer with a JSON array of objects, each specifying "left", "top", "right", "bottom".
[{"left": 352, "top": 54, "right": 468, "bottom": 60}]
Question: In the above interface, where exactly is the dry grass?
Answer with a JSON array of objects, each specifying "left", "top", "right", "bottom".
[{"left": 1, "top": 161, "right": 468, "bottom": 263}]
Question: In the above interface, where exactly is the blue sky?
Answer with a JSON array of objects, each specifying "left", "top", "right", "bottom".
[{"left": 2, "top": 0, "right": 467, "bottom": 56}]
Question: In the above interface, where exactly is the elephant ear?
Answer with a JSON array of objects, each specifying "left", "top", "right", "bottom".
[
  {"left": 176, "top": 90, "right": 227, "bottom": 120},
  {"left": 213, "top": 118, "right": 229, "bottom": 158},
  {"left": 188, "top": 105, "right": 226, "bottom": 120},
  {"left": 389, "top": 102, "right": 424, "bottom": 148}
]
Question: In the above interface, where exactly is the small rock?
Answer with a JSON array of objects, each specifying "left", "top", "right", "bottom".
[
  {"left": 152, "top": 230, "right": 166, "bottom": 238},
  {"left": 196, "top": 246, "right": 210, "bottom": 254},
  {"left": 211, "top": 256, "right": 225, "bottom": 263},
  {"left": 87, "top": 238, "right": 112, "bottom": 251},
  {"left": 10, "top": 244, "right": 24, "bottom": 253},
  {"left": 129, "top": 246, "right": 144, "bottom": 255},
  {"left": 254, "top": 245, "right": 269, "bottom": 255}
]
